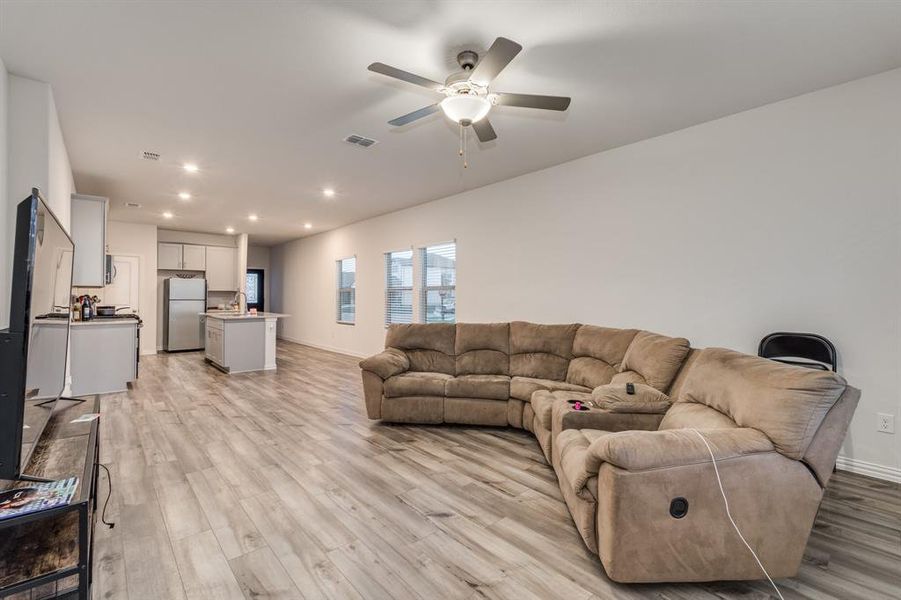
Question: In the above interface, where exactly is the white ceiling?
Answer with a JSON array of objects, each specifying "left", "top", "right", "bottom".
[{"left": 2, "top": 1, "right": 901, "bottom": 245}]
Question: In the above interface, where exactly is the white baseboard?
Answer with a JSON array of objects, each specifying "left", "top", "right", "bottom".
[
  {"left": 835, "top": 455, "right": 901, "bottom": 483},
  {"left": 276, "top": 335, "right": 368, "bottom": 359}
]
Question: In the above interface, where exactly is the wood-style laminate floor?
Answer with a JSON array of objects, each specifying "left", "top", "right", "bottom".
[{"left": 92, "top": 342, "right": 901, "bottom": 600}]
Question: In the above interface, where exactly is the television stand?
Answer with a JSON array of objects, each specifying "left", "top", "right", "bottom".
[
  {"left": 17, "top": 473, "right": 54, "bottom": 483},
  {"left": 0, "top": 396, "right": 100, "bottom": 599},
  {"left": 35, "top": 395, "right": 87, "bottom": 408}
]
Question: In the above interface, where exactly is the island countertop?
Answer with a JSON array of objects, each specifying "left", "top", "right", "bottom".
[{"left": 201, "top": 311, "right": 289, "bottom": 320}]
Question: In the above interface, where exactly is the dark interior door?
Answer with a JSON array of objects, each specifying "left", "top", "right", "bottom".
[{"left": 246, "top": 269, "right": 264, "bottom": 311}]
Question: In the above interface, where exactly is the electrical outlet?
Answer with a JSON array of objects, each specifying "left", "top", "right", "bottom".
[{"left": 877, "top": 413, "right": 894, "bottom": 434}]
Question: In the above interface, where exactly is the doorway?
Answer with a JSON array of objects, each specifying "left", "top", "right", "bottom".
[{"left": 246, "top": 269, "right": 264, "bottom": 311}]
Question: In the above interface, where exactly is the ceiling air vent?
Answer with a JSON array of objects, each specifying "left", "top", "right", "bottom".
[
  {"left": 344, "top": 134, "right": 378, "bottom": 148},
  {"left": 141, "top": 150, "right": 161, "bottom": 161}
]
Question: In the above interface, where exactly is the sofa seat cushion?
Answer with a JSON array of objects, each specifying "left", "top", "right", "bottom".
[
  {"left": 591, "top": 383, "right": 671, "bottom": 414},
  {"left": 531, "top": 389, "right": 592, "bottom": 431},
  {"left": 445, "top": 374, "right": 510, "bottom": 400},
  {"left": 510, "top": 377, "right": 591, "bottom": 402},
  {"left": 555, "top": 429, "right": 613, "bottom": 500},
  {"left": 384, "top": 371, "right": 452, "bottom": 398}
]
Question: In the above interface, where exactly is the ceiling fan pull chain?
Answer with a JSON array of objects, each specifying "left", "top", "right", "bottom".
[{"left": 461, "top": 125, "right": 468, "bottom": 169}]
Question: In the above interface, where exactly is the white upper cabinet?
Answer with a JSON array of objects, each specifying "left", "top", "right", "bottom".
[
  {"left": 182, "top": 244, "right": 206, "bottom": 270},
  {"left": 71, "top": 194, "right": 108, "bottom": 287},
  {"left": 158, "top": 243, "right": 206, "bottom": 270},
  {"left": 158, "top": 243, "right": 183, "bottom": 270},
  {"left": 206, "top": 246, "right": 237, "bottom": 291}
]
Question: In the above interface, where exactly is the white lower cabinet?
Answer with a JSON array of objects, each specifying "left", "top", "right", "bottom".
[
  {"left": 70, "top": 321, "right": 138, "bottom": 395},
  {"left": 204, "top": 318, "right": 224, "bottom": 366},
  {"left": 203, "top": 316, "right": 272, "bottom": 373}
]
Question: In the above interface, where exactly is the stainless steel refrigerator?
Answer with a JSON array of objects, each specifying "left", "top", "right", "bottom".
[{"left": 163, "top": 278, "right": 206, "bottom": 351}]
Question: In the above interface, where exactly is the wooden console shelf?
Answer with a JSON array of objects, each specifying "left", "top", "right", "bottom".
[{"left": 0, "top": 397, "right": 100, "bottom": 599}]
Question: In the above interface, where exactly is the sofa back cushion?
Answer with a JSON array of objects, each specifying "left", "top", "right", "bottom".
[
  {"left": 679, "top": 347, "right": 847, "bottom": 459},
  {"left": 565, "top": 326, "right": 638, "bottom": 388},
  {"left": 615, "top": 330, "right": 690, "bottom": 391},
  {"left": 509, "top": 321, "right": 579, "bottom": 381},
  {"left": 386, "top": 323, "right": 456, "bottom": 375},
  {"left": 455, "top": 323, "right": 510, "bottom": 375}
]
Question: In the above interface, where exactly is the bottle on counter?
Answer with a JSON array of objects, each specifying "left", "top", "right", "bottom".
[
  {"left": 72, "top": 299, "right": 81, "bottom": 322},
  {"left": 82, "top": 295, "right": 93, "bottom": 321}
]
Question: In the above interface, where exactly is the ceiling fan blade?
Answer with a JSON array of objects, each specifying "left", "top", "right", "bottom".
[
  {"left": 472, "top": 119, "right": 497, "bottom": 142},
  {"left": 388, "top": 103, "right": 440, "bottom": 126},
  {"left": 493, "top": 92, "right": 571, "bottom": 111},
  {"left": 469, "top": 37, "right": 522, "bottom": 86},
  {"left": 368, "top": 62, "right": 445, "bottom": 91}
]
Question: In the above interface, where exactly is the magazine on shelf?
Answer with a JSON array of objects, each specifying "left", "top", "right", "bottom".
[{"left": 0, "top": 477, "right": 79, "bottom": 521}]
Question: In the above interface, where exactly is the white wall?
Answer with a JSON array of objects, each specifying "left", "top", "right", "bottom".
[
  {"left": 271, "top": 68, "right": 901, "bottom": 479},
  {"left": 2, "top": 73, "right": 75, "bottom": 328},
  {"left": 107, "top": 221, "right": 158, "bottom": 354},
  {"left": 247, "top": 244, "right": 270, "bottom": 311},
  {"left": 47, "top": 92, "right": 75, "bottom": 229}
]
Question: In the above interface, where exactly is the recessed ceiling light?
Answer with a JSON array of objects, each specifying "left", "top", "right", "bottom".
[
  {"left": 178, "top": 192, "right": 191, "bottom": 200},
  {"left": 322, "top": 188, "right": 336, "bottom": 198},
  {"left": 183, "top": 163, "right": 199, "bottom": 173},
  {"left": 304, "top": 222, "right": 312, "bottom": 229},
  {"left": 248, "top": 214, "right": 258, "bottom": 221},
  {"left": 162, "top": 211, "right": 174, "bottom": 219},
  {"left": 226, "top": 227, "right": 235, "bottom": 234}
]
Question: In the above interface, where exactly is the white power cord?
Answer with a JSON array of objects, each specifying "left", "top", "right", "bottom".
[{"left": 690, "top": 429, "right": 785, "bottom": 600}]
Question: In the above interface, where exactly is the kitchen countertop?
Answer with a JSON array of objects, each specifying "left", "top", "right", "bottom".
[
  {"left": 202, "top": 311, "right": 289, "bottom": 320},
  {"left": 71, "top": 318, "right": 140, "bottom": 327},
  {"left": 34, "top": 317, "right": 140, "bottom": 327}
]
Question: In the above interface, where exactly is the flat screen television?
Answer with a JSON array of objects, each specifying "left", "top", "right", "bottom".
[{"left": 0, "top": 189, "right": 74, "bottom": 480}]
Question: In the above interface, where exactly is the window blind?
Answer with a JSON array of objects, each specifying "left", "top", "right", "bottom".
[
  {"left": 420, "top": 242, "right": 456, "bottom": 324},
  {"left": 336, "top": 257, "right": 356, "bottom": 324},
  {"left": 385, "top": 249, "right": 413, "bottom": 325}
]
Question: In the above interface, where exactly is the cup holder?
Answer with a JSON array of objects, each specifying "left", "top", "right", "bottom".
[{"left": 566, "top": 399, "right": 591, "bottom": 411}]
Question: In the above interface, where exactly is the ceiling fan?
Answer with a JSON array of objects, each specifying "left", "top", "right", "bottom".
[{"left": 368, "top": 37, "right": 570, "bottom": 162}]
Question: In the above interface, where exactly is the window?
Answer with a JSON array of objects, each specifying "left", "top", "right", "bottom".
[
  {"left": 420, "top": 242, "right": 456, "bottom": 323},
  {"left": 246, "top": 269, "right": 264, "bottom": 311},
  {"left": 336, "top": 257, "right": 356, "bottom": 324},
  {"left": 385, "top": 249, "right": 413, "bottom": 325}
]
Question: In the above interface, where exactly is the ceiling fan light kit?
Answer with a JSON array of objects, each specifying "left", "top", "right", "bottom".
[
  {"left": 440, "top": 95, "right": 491, "bottom": 124},
  {"left": 368, "top": 37, "right": 571, "bottom": 167}
]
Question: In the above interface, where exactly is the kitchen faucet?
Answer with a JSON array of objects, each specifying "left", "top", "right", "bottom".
[{"left": 231, "top": 291, "right": 247, "bottom": 311}]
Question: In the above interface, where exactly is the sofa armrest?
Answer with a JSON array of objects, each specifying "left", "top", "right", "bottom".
[
  {"left": 564, "top": 428, "right": 774, "bottom": 496},
  {"left": 359, "top": 348, "right": 410, "bottom": 379},
  {"left": 588, "top": 428, "right": 774, "bottom": 473},
  {"left": 590, "top": 383, "right": 671, "bottom": 414}
]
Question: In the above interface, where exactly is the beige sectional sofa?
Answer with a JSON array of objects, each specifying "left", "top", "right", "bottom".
[{"left": 359, "top": 322, "right": 859, "bottom": 584}]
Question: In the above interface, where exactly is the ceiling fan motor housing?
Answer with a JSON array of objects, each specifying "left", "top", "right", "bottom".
[{"left": 456, "top": 50, "right": 479, "bottom": 71}]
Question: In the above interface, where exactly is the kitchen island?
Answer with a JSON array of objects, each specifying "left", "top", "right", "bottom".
[{"left": 202, "top": 312, "right": 289, "bottom": 373}]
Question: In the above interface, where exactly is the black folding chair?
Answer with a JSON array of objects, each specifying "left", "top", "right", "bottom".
[{"left": 758, "top": 332, "right": 837, "bottom": 372}]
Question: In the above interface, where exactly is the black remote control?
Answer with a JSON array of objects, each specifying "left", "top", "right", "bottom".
[{"left": 626, "top": 383, "right": 635, "bottom": 395}]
